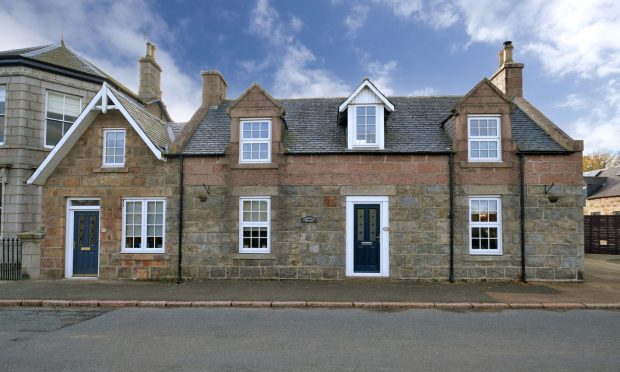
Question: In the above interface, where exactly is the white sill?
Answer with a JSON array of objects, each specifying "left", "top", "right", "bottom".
[
  {"left": 238, "top": 249, "right": 270, "bottom": 255},
  {"left": 121, "top": 249, "right": 165, "bottom": 254},
  {"left": 102, "top": 164, "right": 125, "bottom": 168},
  {"left": 468, "top": 252, "right": 503, "bottom": 257}
]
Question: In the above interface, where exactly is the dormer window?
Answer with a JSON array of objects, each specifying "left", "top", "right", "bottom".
[
  {"left": 468, "top": 115, "right": 501, "bottom": 162},
  {"left": 339, "top": 79, "right": 394, "bottom": 150},
  {"left": 354, "top": 105, "right": 378, "bottom": 145},
  {"left": 240, "top": 119, "right": 271, "bottom": 163}
]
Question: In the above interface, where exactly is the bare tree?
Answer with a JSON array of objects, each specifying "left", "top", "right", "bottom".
[{"left": 583, "top": 149, "right": 620, "bottom": 171}]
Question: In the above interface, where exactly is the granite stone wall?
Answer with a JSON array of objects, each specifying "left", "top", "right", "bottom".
[
  {"left": 0, "top": 65, "right": 100, "bottom": 236},
  {"left": 40, "top": 111, "right": 178, "bottom": 279}
]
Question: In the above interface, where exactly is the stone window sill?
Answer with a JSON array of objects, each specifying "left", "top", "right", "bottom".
[
  {"left": 233, "top": 253, "right": 276, "bottom": 260},
  {"left": 94, "top": 167, "right": 129, "bottom": 173},
  {"left": 464, "top": 255, "right": 508, "bottom": 263},
  {"left": 460, "top": 161, "right": 513, "bottom": 168},
  {"left": 115, "top": 253, "right": 170, "bottom": 261},
  {"left": 231, "top": 163, "right": 278, "bottom": 169}
]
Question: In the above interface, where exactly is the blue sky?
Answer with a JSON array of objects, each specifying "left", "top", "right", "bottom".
[{"left": 1, "top": 0, "right": 619, "bottom": 153}]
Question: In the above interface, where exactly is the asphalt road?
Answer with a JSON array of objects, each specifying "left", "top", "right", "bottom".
[{"left": 0, "top": 308, "right": 618, "bottom": 371}]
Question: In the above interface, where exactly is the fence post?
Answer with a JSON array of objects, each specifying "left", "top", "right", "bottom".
[{"left": 16, "top": 232, "right": 44, "bottom": 280}]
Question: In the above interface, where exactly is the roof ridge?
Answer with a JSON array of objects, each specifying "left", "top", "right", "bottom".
[
  {"left": 110, "top": 87, "right": 165, "bottom": 124},
  {"left": 22, "top": 43, "right": 62, "bottom": 57},
  {"left": 0, "top": 44, "right": 54, "bottom": 55}
]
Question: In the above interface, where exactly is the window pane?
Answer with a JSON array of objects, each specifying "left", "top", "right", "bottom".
[
  {"left": 64, "top": 96, "right": 81, "bottom": 118},
  {"left": 472, "top": 238, "right": 480, "bottom": 249},
  {"left": 47, "top": 93, "right": 64, "bottom": 115},
  {"left": 46, "top": 119, "right": 63, "bottom": 146}
]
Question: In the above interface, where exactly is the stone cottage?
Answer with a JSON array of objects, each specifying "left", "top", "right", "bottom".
[{"left": 29, "top": 41, "right": 585, "bottom": 281}]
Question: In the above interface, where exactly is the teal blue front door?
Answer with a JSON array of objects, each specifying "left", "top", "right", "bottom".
[
  {"left": 72, "top": 211, "right": 99, "bottom": 276},
  {"left": 354, "top": 204, "right": 381, "bottom": 273}
]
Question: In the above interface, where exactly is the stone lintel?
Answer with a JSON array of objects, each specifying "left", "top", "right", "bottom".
[
  {"left": 232, "top": 186, "right": 279, "bottom": 196},
  {"left": 340, "top": 185, "right": 396, "bottom": 196}
]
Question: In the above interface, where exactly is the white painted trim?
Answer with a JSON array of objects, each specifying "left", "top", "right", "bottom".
[
  {"left": 347, "top": 104, "right": 384, "bottom": 150},
  {"left": 27, "top": 83, "right": 165, "bottom": 185},
  {"left": 468, "top": 196, "right": 503, "bottom": 256},
  {"left": 239, "top": 196, "right": 271, "bottom": 254},
  {"left": 102, "top": 128, "right": 126, "bottom": 167},
  {"left": 339, "top": 79, "right": 394, "bottom": 112},
  {"left": 121, "top": 198, "right": 166, "bottom": 254},
  {"left": 345, "top": 196, "right": 390, "bottom": 277},
  {"left": 467, "top": 115, "right": 502, "bottom": 162},
  {"left": 239, "top": 119, "right": 272, "bottom": 164},
  {"left": 65, "top": 198, "right": 101, "bottom": 279},
  {"left": 28, "top": 89, "right": 103, "bottom": 185},
  {"left": 106, "top": 89, "right": 164, "bottom": 161}
]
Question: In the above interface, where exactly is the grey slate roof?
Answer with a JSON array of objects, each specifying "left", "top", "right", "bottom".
[
  {"left": 0, "top": 43, "right": 140, "bottom": 102},
  {"left": 110, "top": 89, "right": 170, "bottom": 150},
  {"left": 181, "top": 96, "right": 569, "bottom": 155},
  {"left": 511, "top": 108, "right": 568, "bottom": 152},
  {"left": 585, "top": 166, "right": 620, "bottom": 199},
  {"left": 183, "top": 101, "right": 232, "bottom": 154}
]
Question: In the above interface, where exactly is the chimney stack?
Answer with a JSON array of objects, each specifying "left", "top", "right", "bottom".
[
  {"left": 201, "top": 70, "right": 227, "bottom": 107},
  {"left": 138, "top": 42, "right": 162, "bottom": 101},
  {"left": 490, "top": 41, "right": 524, "bottom": 99}
]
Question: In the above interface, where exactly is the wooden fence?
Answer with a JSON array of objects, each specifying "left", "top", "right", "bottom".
[{"left": 584, "top": 215, "right": 620, "bottom": 254}]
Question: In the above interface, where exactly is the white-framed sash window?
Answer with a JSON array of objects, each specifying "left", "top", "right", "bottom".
[
  {"left": 240, "top": 119, "right": 271, "bottom": 163},
  {"left": 469, "top": 197, "right": 502, "bottom": 255},
  {"left": 45, "top": 91, "right": 82, "bottom": 148},
  {"left": 239, "top": 197, "right": 270, "bottom": 254},
  {"left": 122, "top": 199, "right": 166, "bottom": 253},
  {"left": 0, "top": 85, "right": 6, "bottom": 145},
  {"left": 103, "top": 129, "right": 126, "bottom": 167},
  {"left": 468, "top": 116, "right": 501, "bottom": 162}
]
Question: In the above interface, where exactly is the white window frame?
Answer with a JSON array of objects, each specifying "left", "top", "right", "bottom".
[
  {"left": 102, "top": 129, "right": 126, "bottom": 167},
  {"left": 239, "top": 119, "right": 271, "bottom": 163},
  {"left": 469, "top": 196, "right": 502, "bottom": 256},
  {"left": 347, "top": 104, "right": 384, "bottom": 149},
  {"left": 467, "top": 115, "right": 501, "bottom": 162},
  {"left": 239, "top": 197, "right": 271, "bottom": 254},
  {"left": 121, "top": 198, "right": 166, "bottom": 254},
  {"left": 0, "top": 182, "right": 4, "bottom": 238},
  {"left": 44, "top": 90, "right": 82, "bottom": 149},
  {"left": 0, "top": 85, "right": 6, "bottom": 145}
]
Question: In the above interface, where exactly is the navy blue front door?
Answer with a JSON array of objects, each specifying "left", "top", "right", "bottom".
[
  {"left": 72, "top": 211, "right": 99, "bottom": 276},
  {"left": 354, "top": 204, "right": 380, "bottom": 273}
]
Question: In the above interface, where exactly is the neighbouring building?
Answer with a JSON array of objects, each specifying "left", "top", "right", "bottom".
[
  {"left": 584, "top": 167, "right": 620, "bottom": 215},
  {"left": 28, "top": 41, "right": 585, "bottom": 281},
  {"left": 0, "top": 41, "right": 171, "bottom": 240}
]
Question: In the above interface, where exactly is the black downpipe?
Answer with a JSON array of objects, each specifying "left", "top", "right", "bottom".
[
  {"left": 448, "top": 153, "right": 455, "bottom": 283},
  {"left": 177, "top": 155, "right": 184, "bottom": 283},
  {"left": 519, "top": 153, "right": 527, "bottom": 283}
]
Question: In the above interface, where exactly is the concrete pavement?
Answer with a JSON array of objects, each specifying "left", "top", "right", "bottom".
[{"left": 1, "top": 254, "right": 619, "bottom": 309}]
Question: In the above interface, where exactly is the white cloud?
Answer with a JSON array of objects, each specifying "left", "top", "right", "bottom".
[
  {"left": 345, "top": 5, "right": 369, "bottom": 37},
  {"left": 408, "top": 87, "right": 438, "bottom": 96},
  {"left": 249, "top": 0, "right": 349, "bottom": 97},
  {"left": 555, "top": 94, "right": 587, "bottom": 110},
  {"left": 377, "top": 0, "right": 423, "bottom": 18},
  {"left": 357, "top": 51, "right": 398, "bottom": 95},
  {"left": 290, "top": 16, "right": 304, "bottom": 32},
  {"left": 456, "top": 0, "right": 620, "bottom": 78},
  {"left": 565, "top": 80, "right": 620, "bottom": 152},
  {"left": 0, "top": 0, "right": 200, "bottom": 122}
]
